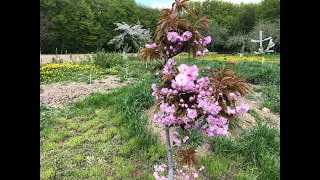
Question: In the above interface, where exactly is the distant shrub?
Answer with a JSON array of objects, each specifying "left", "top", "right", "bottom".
[{"left": 93, "top": 49, "right": 124, "bottom": 68}]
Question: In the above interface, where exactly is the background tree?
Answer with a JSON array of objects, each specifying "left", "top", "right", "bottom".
[
  {"left": 40, "top": 0, "right": 279, "bottom": 54},
  {"left": 108, "top": 21, "right": 152, "bottom": 78}
]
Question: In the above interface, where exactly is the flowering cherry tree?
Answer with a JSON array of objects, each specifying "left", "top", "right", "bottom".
[{"left": 139, "top": 1, "right": 253, "bottom": 179}]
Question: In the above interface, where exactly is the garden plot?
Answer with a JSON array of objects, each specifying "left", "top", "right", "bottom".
[{"left": 40, "top": 75, "right": 131, "bottom": 106}]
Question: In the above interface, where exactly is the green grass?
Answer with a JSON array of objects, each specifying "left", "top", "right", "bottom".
[
  {"left": 200, "top": 124, "right": 280, "bottom": 179},
  {"left": 248, "top": 109, "right": 263, "bottom": 125},
  {"left": 40, "top": 76, "right": 166, "bottom": 179},
  {"left": 260, "top": 85, "right": 280, "bottom": 114},
  {"left": 180, "top": 59, "right": 279, "bottom": 86}
]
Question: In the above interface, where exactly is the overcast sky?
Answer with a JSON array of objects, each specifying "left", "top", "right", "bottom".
[{"left": 135, "top": 0, "right": 262, "bottom": 9}]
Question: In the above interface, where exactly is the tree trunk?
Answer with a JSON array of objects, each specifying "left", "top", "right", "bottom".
[{"left": 165, "top": 125, "right": 173, "bottom": 180}]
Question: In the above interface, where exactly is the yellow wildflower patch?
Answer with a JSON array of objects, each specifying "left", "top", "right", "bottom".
[
  {"left": 40, "top": 62, "right": 109, "bottom": 84},
  {"left": 177, "top": 53, "right": 280, "bottom": 63}
]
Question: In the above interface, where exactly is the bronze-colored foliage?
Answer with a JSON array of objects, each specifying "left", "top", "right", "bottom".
[
  {"left": 138, "top": 0, "right": 211, "bottom": 64},
  {"left": 176, "top": 146, "right": 199, "bottom": 169},
  {"left": 205, "top": 62, "right": 253, "bottom": 124}
]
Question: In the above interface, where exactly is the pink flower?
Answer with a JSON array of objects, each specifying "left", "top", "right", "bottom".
[
  {"left": 187, "top": 108, "right": 198, "bottom": 119},
  {"left": 189, "top": 96, "right": 195, "bottom": 102},
  {"left": 196, "top": 51, "right": 202, "bottom": 56},
  {"left": 229, "top": 93, "right": 236, "bottom": 99},
  {"left": 185, "top": 175, "right": 190, "bottom": 180},
  {"left": 235, "top": 104, "right": 250, "bottom": 114},
  {"left": 160, "top": 88, "right": 169, "bottom": 95},
  {"left": 206, "top": 66, "right": 210, "bottom": 70},
  {"left": 184, "top": 124, "right": 191, "bottom": 129},
  {"left": 151, "top": 84, "right": 157, "bottom": 92},
  {"left": 193, "top": 173, "right": 199, "bottom": 178},
  {"left": 173, "top": 138, "right": 182, "bottom": 144},
  {"left": 207, "top": 131, "right": 215, "bottom": 137},
  {"left": 216, "top": 127, "right": 228, "bottom": 135},
  {"left": 167, "top": 32, "right": 179, "bottom": 42},
  {"left": 153, "top": 172, "right": 159, "bottom": 178},
  {"left": 181, "top": 31, "right": 192, "bottom": 41},
  {"left": 176, "top": 36, "right": 183, "bottom": 42},
  {"left": 167, "top": 58, "right": 176, "bottom": 66},
  {"left": 172, "top": 131, "right": 179, "bottom": 136},
  {"left": 155, "top": 72, "right": 159, "bottom": 76},
  {"left": 203, "top": 48, "right": 209, "bottom": 54},
  {"left": 203, "top": 36, "right": 212, "bottom": 46},
  {"left": 175, "top": 73, "right": 189, "bottom": 86},
  {"left": 227, "top": 106, "right": 236, "bottom": 115},
  {"left": 187, "top": 65, "right": 199, "bottom": 80},
  {"left": 172, "top": 89, "right": 178, "bottom": 95},
  {"left": 145, "top": 43, "right": 157, "bottom": 49},
  {"left": 177, "top": 42, "right": 183, "bottom": 49},
  {"left": 171, "top": 80, "right": 177, "bottom": 89},
  {"left": 157, "top": 165, "right": 165, "bottom": 172},
  {"left": 178, "top": 64, "right": 189, "bottom": 74},
  {"left": 182, "top": 136, "right": 189, "bottom": 143}
]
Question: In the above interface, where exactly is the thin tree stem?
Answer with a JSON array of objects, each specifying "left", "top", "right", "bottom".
[{"left": 165, "top": 125, "right": 173, "bottom": 180}]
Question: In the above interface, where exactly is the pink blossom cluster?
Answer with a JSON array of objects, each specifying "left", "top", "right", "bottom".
[
  {"left": 153, "top": 164, "right": 167, "bottom": 180},
  {"left": 163, "top": 30, "right": 212, "bottom": 58},
  {"left": 164, "top": 42, "right": 184, "bottom": 57},
  {"left": 163, "top": 58, "right": 176, "bottom": 75},
  {"left": 206, "top": 115, "right": 229, "bottom": 136},
  {"left": 146, "top": 43, "right": 157, "bottom": 49},
  {"left": 167, "top": 31, "right": 192, "bottom": 43},
  {"left": 175, "top": 168, "right": 200, "bottom": 179},
  {"left": 152, "top": 58, "right": 250, "bottom": 134},
  {"left": 165, "top": 31, "right": 210, "bottom": 58}
]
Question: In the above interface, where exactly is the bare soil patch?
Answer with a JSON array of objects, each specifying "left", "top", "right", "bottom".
[
  {"left": 40, "top": 54, "right": 94, "bottom": 64},
  {"left": 40, "top": 75, "right": 131, "bottom": 106}
]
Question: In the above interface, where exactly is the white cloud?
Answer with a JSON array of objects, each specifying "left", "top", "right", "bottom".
[{"left": 151, "top": 3, "right": 173, "bottom": 9}]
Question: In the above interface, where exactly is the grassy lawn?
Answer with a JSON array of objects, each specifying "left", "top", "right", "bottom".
[
  {"left": 41, "top": 76, "right": 167, "bottom": 179},
  {"left": 40, "top": 53, "right": 280, "bottom": 179}
]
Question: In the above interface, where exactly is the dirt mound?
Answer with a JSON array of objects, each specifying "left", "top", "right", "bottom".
[{"left": 40, "top": 75, "right": 130, "bottom": 106}]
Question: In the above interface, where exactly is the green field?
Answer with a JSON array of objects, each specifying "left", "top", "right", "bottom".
[{"left": 40, "top": 53, "right": 280, "bottom": 179}]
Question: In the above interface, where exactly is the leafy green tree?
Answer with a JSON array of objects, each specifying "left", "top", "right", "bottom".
[
  {"left": 236, "top": 6, "right": 256, "bottom": 33},
  {"left": 256, "top": 0, "right": 280, "bottom": 22},
  {"left": 204, "top": 21, "right": 230, "bottom": 52}
]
